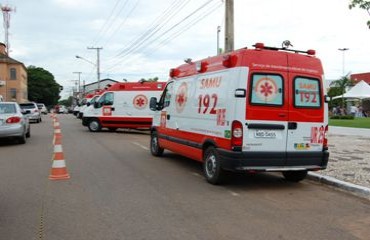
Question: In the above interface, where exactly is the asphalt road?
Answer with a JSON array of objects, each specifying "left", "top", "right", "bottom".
[{"left": 1, "top": 114, "right": 370, "bottom": 240}]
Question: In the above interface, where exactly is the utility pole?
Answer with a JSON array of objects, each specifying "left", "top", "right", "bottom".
[
  {"left": 1, "top": 5, "right": 15, "bottom": 54},
  {"left": 224, "top": 0, "right": 234, "bottom": 53},
  {"left": 87, "top": 47, "right": 103, "bottom": 90},
  {"left": 73, "top": 71, "right": 82, "bottom": 98}
]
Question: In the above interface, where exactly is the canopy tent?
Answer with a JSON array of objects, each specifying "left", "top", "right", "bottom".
[{"left": 332, "top": 80, "right": 370, "bottom": 100}]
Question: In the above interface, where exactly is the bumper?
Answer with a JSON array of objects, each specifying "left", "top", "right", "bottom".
[
  {"left": 217, "top": 149, "right": 329, "bottom": 172},
  {"left": 0, "top": 124, "right": 25, "bottom": 138},
  {"left": 82, "top": 117, "right": 89, "bottom": 126},
  {"left": 27, "top": 113, "right": 40, "bottom": 121}
]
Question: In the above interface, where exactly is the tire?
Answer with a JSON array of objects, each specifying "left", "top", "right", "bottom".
[
  {"left": 18, "top": 132, "right": 26, "bottom": 144},
  {"left": 150, "top": 131, "right": 164, "bottom": 156},
  {"left": 203, "top": 146, "right": 224, "bottom": 185},
  {"left": 39, "top": 117, "right": 42, "bottom": 123},
  {"left": 26, "top": 127, "right": 31, "bottom": 138},
  {"left": 282, "top": 170, "right": 308, "bottom": 182},
  {"left": 88, "top": 119, "right": 102, "bottom": 132}
]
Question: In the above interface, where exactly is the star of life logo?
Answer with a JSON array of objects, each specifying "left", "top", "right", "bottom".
[
  {"left": 133, "top": 95, "right": 148, "bottom": 110},
  {"left": 175, "top": 82, "right": 188, "bottom": 113},
  {"left": 254, "top": 77, "right": 278, "bottom": 102}
]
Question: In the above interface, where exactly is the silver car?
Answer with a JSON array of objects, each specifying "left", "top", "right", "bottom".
[
  {"left": 19, "top": 102, "right": 42, "bottom": 123},
  {"left": 0, "top": 102, "right": 31, "bottom": 144}
]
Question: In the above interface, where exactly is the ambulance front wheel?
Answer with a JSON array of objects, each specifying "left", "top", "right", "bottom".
[
  {"left": 88, "top": 118, "right": 102, "bottom": 132},
  {"left": 150, "top": 131, "right": 164, "bottom": 156},
  {"left": 203, "top": 146, "right": 224, "bottom": 185},
  {"left": 282, "top": 170, "right": 308, "bottom": 182}
]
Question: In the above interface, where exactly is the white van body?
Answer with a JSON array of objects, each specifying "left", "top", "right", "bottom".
[
  {"left": 82, "top": 82, "right": 165, "bottom": 132},
  {"left": 149, "top": 43, "right": 329, "bottom": 184}
]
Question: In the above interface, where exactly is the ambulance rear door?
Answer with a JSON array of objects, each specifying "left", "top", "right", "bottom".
[
  {"left": 244, "top": 68, "right": 289, "bottom": 167},
  {"left": 285, "top": 55, "right": 325, "bottom": 166}
]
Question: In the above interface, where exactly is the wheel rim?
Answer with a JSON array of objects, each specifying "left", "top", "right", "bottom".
[
  {"left": 151, "top": 135, "right": 158, "bottom": 152},
  {"left": 205, "top": 154, "right": 217, "bottom": 178},
  {"left": 90, "top": 121, "right": 99, "bottom": 131}
]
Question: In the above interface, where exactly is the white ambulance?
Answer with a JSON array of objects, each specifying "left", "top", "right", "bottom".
[
  {"left": 82, "top": 81, "right": 166, "bottom": 132},
  {"left": 149, "top": 42, "right": 329, "bottom": 184}
]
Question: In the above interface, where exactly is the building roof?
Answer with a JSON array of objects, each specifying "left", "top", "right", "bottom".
[
  {"left": 83, "top": 78, "right": 118, "bottom": 87},
  {"left": 0, "top": 53, "right": 27, "bottom": 71},
  {"left": 351, "top": 72, "right": 370, "bottom": 84}
]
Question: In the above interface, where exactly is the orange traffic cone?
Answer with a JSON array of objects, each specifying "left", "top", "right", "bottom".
[{"left": 49, "top": 141, "right": 70, "bottom": 180}]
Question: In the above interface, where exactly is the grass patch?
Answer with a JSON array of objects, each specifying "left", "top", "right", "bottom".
[{"left": 329, "top": 117, "right": 370, "bottom": 129}]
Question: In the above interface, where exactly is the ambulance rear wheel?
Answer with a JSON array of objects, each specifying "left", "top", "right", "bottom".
[
  {"left": 203, "top": 146, "right": 224, "bottom": 185},
  {"left": 88, "top": 119, "right": 102, "bottom": 132},
  {"left": 282, "top": 170, "right": 308, "bottom": 182},
  {"left": 150, "top": 131, "right": 164, "bottom": 156}
]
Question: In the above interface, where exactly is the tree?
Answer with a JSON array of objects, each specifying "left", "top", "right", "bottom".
[
  {"left": 329, "top": 74, "right": 354, "bottom": 108},
  {"left": 58, "top": 96, "right": 73, "bottom": 107},
  {"left": 27, "top": 66, "right": 61, "bottom": 107},
  {"left": 139, "top": 77, "right": 159, "bottom": 82},
  {"left": 349, "top": 0, "right": 370, "bottom": 28}
]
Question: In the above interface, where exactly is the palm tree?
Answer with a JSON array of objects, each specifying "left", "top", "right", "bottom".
[{"left": 330, "top": 74, "right": 354, "bottom": 108}]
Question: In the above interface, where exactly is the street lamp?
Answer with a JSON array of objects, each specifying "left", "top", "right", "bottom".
[
  {"left": 75, "top": 54, "right": 101, "bottom": 89},
  {"left": 338, "top": 48, "right": 349, "bottom": 75},
  {"left": 217, "top": 26, "right": 221, "bottom": 55}
]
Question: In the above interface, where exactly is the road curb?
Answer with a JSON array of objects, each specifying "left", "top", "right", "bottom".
[{"left": 307, "top": 172, "right": 370, "bottom": 200}]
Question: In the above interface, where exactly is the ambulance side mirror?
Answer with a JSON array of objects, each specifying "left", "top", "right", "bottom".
[
  {"left": 86, "top": 102, "right": 91, "bottom": 107},
  {"left": 150, "top": 97, "right": 158, "bottom": 111},
  {"left": 235, "top": 89, "right": 246, "bottom": 98},
  {"left": 324, "top": 95, "right": 330, "bottom": 103},
  {"left": 94, "top": 102, "right": 101, "bottom": 108}
]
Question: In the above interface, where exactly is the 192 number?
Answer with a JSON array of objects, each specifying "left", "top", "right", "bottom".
[
  {"left": 198, "top": 94, "right": 218, "bottom": 114},
  {"left": 300, "top": 91, "right": 317, "bottom": 103}
]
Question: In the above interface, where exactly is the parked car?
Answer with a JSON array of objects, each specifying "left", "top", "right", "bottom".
[
  {"left": 37, "top": 103, "right": 48, "bottom": 115},
  {"left": 19, "top": 102, "right": 42, "bottom": 123},
  {"left": 58, "top": 105, "right": 68, "bottom": 114},
  {"left": 0, "top": 102, "right": 31, "bottom": 144}
]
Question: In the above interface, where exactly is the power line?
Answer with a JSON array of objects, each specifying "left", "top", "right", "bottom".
[
  {"left": 107, "top": 0, "right": 223, "bottom": 73},
  {"left": 104, "top": 0, "right": 217, "bottom": 72},
  {"left": 91, "top": 0, "right": 129, "bottom": 46}
]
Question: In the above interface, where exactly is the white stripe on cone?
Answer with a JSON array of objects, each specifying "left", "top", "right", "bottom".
[
  {"left": 54, "top": 129, "right": 61, "bottom": 134},
  {"left": 52, "top": 160, "right": 66, "bottom": 168},
  {"left": 54, "top": 144, "right": 63, "bottom": 153}
]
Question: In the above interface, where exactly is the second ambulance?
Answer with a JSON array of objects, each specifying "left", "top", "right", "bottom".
[
  {"left": 82, "top": 81, "right": 165, "bottom": 132},
  {"left": 149, "top": 43, "right": 329, "bottom": 184}
]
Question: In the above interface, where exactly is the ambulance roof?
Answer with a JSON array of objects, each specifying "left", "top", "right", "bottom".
[
  {"left": 105, "top": 81, "right": 166, "bottom": 91},
  {"left": 171, "top": 43, "right": 323, "bottom": 79}
]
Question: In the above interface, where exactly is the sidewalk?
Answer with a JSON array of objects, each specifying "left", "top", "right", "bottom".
[{"left": 310, "top": 126, "right": 370, "bottom": 198}]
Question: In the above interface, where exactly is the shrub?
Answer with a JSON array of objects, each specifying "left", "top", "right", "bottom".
[{"left": 330, "top": 115, "right": 354, "bottom": 120}]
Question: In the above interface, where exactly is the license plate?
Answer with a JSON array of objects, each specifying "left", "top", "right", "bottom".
[{"left": 254, "top": 130, "right": 277, "bottom": 138}]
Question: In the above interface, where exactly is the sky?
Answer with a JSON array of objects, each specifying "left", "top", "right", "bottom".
[{"left": 3, "top": 0, "right": 370, "bottom": 99}]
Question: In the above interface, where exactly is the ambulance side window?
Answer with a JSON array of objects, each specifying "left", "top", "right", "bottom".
[
  {"left": 159, "top": 82, "right": 173, "bottom": 109},
  {"left": 250, "top": 74, "right": 283, "bottom": 106},
  {"left": 97, "top": 92, "right": 114, "bottom": 107},
  {"left": 294, "top": 77, "right": 321, "bottom": 108},
  {"left": 104, "top": 92, "right": 114, "bottom": 106}
]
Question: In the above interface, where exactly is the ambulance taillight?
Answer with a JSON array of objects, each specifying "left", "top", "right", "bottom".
[
  {"left": 231, "top": 120, "right": 243, "bottom": 151},
  {"left": 323, "top": 125, "right": 329, "bottom": 150}
]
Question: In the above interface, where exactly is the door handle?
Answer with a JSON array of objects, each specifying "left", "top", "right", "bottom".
[
  {"left": 288, "top": 122, "right": 297, "bottom": 130},
  {"left": 111, "top": 107, "right": 115, "bottom": 111},
  {"left": 278, "top": 113, "right": 286, "bottom": 117},
  {"left": 167, "top": 114, "right": 171, "bottom": 120}
]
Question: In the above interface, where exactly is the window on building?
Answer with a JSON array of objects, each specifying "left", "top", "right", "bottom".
[
  {"left": 10, "top": 68, "right": 17, "bottom": 80},
  {"left": 10, "top": 88, "right": 17, "bottom": 99}
]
